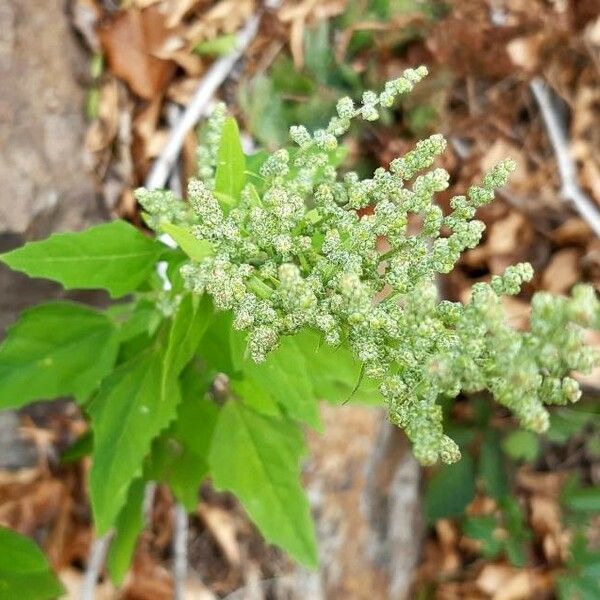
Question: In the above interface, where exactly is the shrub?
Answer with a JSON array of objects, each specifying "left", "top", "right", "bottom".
[{"left": 0, "top": 66, "right": 597, "bottom": 572}]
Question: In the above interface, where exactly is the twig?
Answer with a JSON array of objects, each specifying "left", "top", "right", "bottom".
[
  {"left": 80, "top": 532, "right": 113, "bottom": 600},
  {"left": 172, "top": 503, "right": 189, "bottom": 600},
  {"left": 144, "top": 13, "right": 262, "bottom": 191},
  {"left": 530, "top": 78, "right": 600, "bottom": 237}
]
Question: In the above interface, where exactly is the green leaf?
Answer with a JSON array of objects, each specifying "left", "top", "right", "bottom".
[
  {"left": 463, "top": 516, "right": 503, "bottom": 558},
  {"left": 303, "top": 21, "right": 331, "bottom": 84},
  {"left": 231, "top": 378, "right": 281, "bottom": 418},
  {"left": 0, "top": 526, "right": 64, "bottom": 599},
  {"left": 161, "top": 223, "right": 213, "bottom": 262},
  {"left": 563, "top": 487, "right": 600, "bottom": 513},
  {"left": 294, "top": 330, "right": 379, "bottom": 404},
  {"left": 194, "top": 34, "right": 237, "bottom": 56},
  {"left": 113, "top": 302, "right": 162, "bottom": 342},
  {"left": 147, "top": 363, "right": 219, "bottom": 510},
  {"left": 163, "top": 294, "right": 213, "bottom": 379},
  {"left": 106, "top": 479, "right": 145, "bottom": 585},
  {"left": 425, "top": 454, "right": 475, "bottom": 522},
  {"left": 0, "top": 302, "right": 119, "bottom": 409},
  {"left": 197, "top": 311, "right": 240, "bottom": 375},
  {"left": 500, "top": 497, "right": 530, "bottom": 567},
  {"left": 0, "top": 221, "right": 164, "bottom": 297},
  {"left": 502, "top": 430, "right": 540, "bottom": 462},
  {"left": 89, "top": 348, "right": 181, "bottom": 533},
  {"left": 214, "top": 117, "right": 246, "bottom": 202},
  {"left": 61, "top": 430, "right": 93, "bottom": 464},
  {"left": 241, "top": 336, "right": 321, "bottom": 429},
  {"left": 89, "top": 295, "right": 209, "bottom": 532},
  {"left": 209, "top": 402, "right": 317, "bottom": 567},
  {"left": 547, "top": 408, "right": 593, "bottom": 443},
  {"left": 480, "top": 431, "right": 508, "bottom": 500},
  {"left": 238, "top": 75, "right": 288, "bottom": 148}
]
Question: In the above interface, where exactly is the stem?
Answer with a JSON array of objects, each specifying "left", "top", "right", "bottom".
[{"left": 247, "top": 275, "right": 275, "bottom": 299}]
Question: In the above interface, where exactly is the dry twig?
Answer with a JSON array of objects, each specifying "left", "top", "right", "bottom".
[
  {"left": 530, "top": 78, "right": 600, "bottom": 237},
  {"left": 79, "top": 532, "right": 113, "bottom": 600}
]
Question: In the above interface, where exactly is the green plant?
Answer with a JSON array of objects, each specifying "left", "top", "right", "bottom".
[
  {"left": 0, "top": 66, "right": 598, "bottom": 580},
  {"left": 0, "top": 526, "right": 64, "bottom": 599},
  {"left": 423, "top": 396, "right": 600, "bottom": 595}
]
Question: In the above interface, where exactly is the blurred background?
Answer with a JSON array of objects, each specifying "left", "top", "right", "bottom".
[{"left": 1, "top": 0, "right": 600, "bottom": 598}]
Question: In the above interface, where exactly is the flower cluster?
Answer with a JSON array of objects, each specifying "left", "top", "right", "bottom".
[{"left": 137, "top": 66, "right": 600, "bottom": 465}]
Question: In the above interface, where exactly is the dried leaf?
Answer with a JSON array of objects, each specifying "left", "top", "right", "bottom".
[
  {"left": 477, "top": 564, "right": 516, "bottom": 596},
  {"left": 198, "top": 503, "right": 241, "bottom": 567},
  {"left": 99, "top": 7, "right": 177, "bottom": 100},
  {"left": 541, "top": 248, "right": 581, "bottom": 293},
  {"left": 506, "top": 33, "right": 546, "bottom": 71}
]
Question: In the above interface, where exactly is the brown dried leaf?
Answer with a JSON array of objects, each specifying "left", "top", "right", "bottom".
[
  {"left": 476, "top": 564, "right": 515, "bottom": 596},
  {"left": 529, "top": 495, "right": 561, "bottom": 537},
  {"left": 493, "top": 570, "right": 549, "bottom": 600},
  {"left": 99, "top": 7, "right": 177, "bottom": 100},
  {"left": 198, "top": 503, "right": 241, "bottom": 567},
  {"left": 506, "top": 33, "right": 547, "bottom": 72},
  {"left": 541, "top": 248, "right": 581, "bottom": 293},
  {"left": 486, "top": 211, "right": 529, "bottom": 258},
  {"left": 517, "top": 470, "right": 565, "bottom": 496},
  {"left": 167, "top": 77, "right": 202, "bottom": 105},
  {"left": 165, "top": 0, "right": 203, "bottom": 28},
  {"left": 551, "top": 218, "right": 593, "bottom": 246}
]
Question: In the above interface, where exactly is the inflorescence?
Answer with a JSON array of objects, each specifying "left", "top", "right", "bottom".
[{"left": 137, "top": 66, "right": 600, "bottom": 465}]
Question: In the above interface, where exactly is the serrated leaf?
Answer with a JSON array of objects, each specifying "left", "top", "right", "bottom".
[
  {"left": 294, "top": 329, "right": 379, "bottom": 404},
  {"left": 89, "top": 348, "right": 180, "bottom": 533},
  {"left": 161, "top": 223, "right": 213, "bottom": 262},
  {"left": 0, "top": 302, "right": 119, "bottom": 409},
  {"left": 0, "top": 221, "right": 164, "bottom": 297},
  {"left": 0, "top": 526, "right": 64, "bottom": 599},
  {"left": 106, "top": 479, "right": 145, "bottom": 585},
  {"left": 214, "top": 117, "right": 246, "bottom": 201},
  {"left": 231, "top": 378, "right": 281, "bottom": 418},
  {"left": 164, "top": 294, "right": 213, "bottom": 379},
  {"left": 241, "top": 336, "right": 321, "bottom": 429},
  {"left": 89, "top": 295, "right": 210, "bottom": 532},
  {"left": 148, "top": 365, "right": 219, "bottom": 510},
  {"left": 209, "top": 402, "right": 317, "bottom": 567}
]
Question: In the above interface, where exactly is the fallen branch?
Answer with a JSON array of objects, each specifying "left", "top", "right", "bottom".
[
  {"left": 530, "top": 78, "right": 600, "bottom": 237},
  {"left": 79, "top": 532, "right": 113, "bottom": 600}
]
